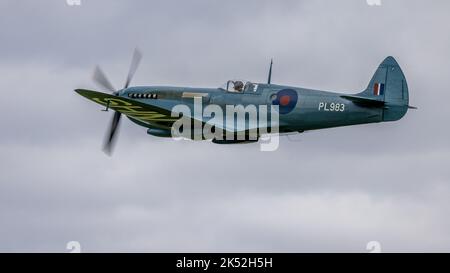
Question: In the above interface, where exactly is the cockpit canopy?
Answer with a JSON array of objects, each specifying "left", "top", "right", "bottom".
[{"left": 219, "top": 80, "right": 257, "bottom": 93}]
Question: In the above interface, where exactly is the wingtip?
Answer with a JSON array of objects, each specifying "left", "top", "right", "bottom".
[
  {"left": 74, "top": 88, "right": 108, "bottom": 97},
  {"left": 74, "top": 88, "right": 92, "bottom": 95}
]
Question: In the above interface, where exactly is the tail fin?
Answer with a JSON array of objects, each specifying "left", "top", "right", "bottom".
[{"left": 358, "top": 56, "right": 410, "bottom": 121}]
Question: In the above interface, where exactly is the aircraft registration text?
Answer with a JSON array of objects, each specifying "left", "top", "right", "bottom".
[{"left": 318, "top": 102, "right": 345, "bottom": 112}]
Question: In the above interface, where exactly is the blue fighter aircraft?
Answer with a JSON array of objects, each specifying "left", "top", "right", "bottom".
[{"left": 75, "top": 49, "right": 414, "bottom": 155}]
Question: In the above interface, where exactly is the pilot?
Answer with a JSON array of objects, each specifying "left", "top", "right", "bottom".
[{"left": 233, "top": 81, "right": 244, "bottom": 92}]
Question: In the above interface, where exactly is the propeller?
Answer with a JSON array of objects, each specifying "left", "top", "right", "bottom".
[
  {"left": 93, "top": 66, "right": 116, "bottom": 93},
  {"left": 92, "top": 48, "right": 143, "bottom": 155},
  {"left": 124, "top": 49, "right": 143, "bottom": 89}
]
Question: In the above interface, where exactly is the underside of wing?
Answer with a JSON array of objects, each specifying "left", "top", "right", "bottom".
[
  {"left": 75, "top": 89, "right": 179, "bottom": 124},
  {"left": 75, "top": 89, "right": 274, "bottom": 137}
]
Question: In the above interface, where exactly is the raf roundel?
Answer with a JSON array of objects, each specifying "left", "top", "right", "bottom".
[{"left": 272, "top": 89, "right": 298, "bottom": 114}]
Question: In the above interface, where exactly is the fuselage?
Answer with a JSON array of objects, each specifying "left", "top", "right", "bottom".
[
  {"left": 75, "top": 56, "right": 410, "bottom": 149},
  {"left": 118, "top": 83, "right": 383, "bottom": 136}
]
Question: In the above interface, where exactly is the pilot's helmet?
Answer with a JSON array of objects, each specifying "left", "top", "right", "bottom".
[{"left": 234, "top": 81, "right": 244, "bottom": 91}]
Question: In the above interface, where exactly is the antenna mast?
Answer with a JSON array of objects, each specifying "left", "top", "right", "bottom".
[{"left": 267, "top": 59, "right": 273, "bottom": 84}]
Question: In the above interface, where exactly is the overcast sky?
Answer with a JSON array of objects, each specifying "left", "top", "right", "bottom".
[{"left": 0, "top": 0, "right": 449, "bottom": 252}]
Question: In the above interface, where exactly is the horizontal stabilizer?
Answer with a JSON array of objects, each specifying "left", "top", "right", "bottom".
[{"left": 340, "top": 95, "right": 385, "bottom": 107}]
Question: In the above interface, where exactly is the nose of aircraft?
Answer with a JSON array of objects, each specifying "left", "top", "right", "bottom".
[{"left": 116, "top": 88, "right": 126, "bottom": 96}]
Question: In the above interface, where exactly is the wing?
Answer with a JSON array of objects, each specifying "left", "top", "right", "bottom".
[
  {"left": 75, "top": 89, "right": 272, "bottom": 135},
  {"left": 75, "top": 89, "right": 180, "bottom": 125}
]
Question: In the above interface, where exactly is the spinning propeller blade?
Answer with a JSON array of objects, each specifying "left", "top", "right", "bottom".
[
  {"left": 103, "top": 111, "right": 121, "bottom": 155},
  {"left": 124, "top": 48, "right": 142, "bottom": 89},
  {"left": 93, "top": 66, "right": 116, "bottom": 93}
]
